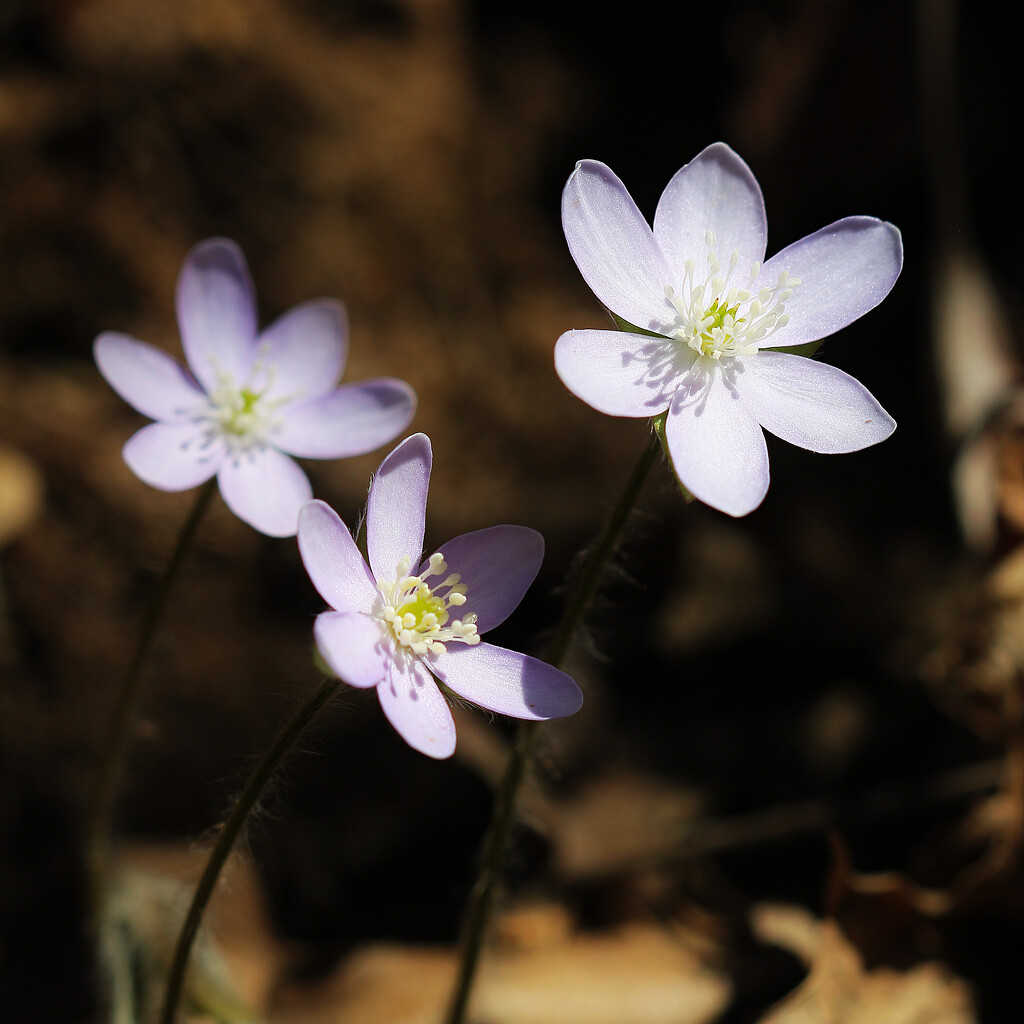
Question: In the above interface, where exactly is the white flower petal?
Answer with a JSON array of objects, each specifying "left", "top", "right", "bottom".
[
  {"left": 738, "top": 352, "right": 895, "bottom": 453},
  {"left": 757, "top": 217, "right": 903, "bottom": 348},
  {"left": 366, "top": 433, "right": 430, "bottom": 584},
  {"left": 562, "top": 160, "right": 674, "bottom": 331},
  {"left": 554, "top": 329, "right": 684, "bottom": 417},
  {"left": 665, "top": 364, "right": 769, "bottom": 517},
  {"left": 123, "top": 421, "right": 224, "bottom": 491},
  {"left": 217, "top": 446, "right": 312, "bottom": 537},
  {"left": 94, "top": 333, "right": 206, "bottom": 421},
  {"left": 274, "top": 379, "right": 416, "bottom": 459},
  {"left": 377, "top": 656, "right": 456, "bottom": 759},
  {"left": 654, "top": 142, "right": 767, "bottom": 282},
  {"left": 297, "top": 499, "right": 378, "bottom": 614},
  {"left": 259, "top": 299, "right": 347, "bottom": 404},
  {"left": 176, "top": 238, "right": 258, "bottom": 393},
  {"left": 313, "top": 611, "right": 387, "bottom": 688},
  {"left": 431, "top": 643, "right": 583, "bottom": 720}
]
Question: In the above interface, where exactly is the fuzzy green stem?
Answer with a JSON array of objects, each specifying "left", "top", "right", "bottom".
[
  {"left": 444, "top": 429, "right": 661, "bottom": 1024},
  {"left": 159, "top": 676, "right": 340, "bottom": 1024},
  {"left": 87, "top": 478, "right": 218, "bottom": 907}
]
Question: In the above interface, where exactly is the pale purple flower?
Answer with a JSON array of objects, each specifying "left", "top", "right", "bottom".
[
  {"left": 94, "top": 238, "right": 416, "bottom": 537},
  {"left": 555, "top": 143, "right": 902, "bottom": 517},
  {"left": 297, "top": 433, "right": 583, "bottom": 759}
]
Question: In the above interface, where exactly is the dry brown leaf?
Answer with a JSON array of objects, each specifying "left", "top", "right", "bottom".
[
  {"left": 272, "top": 913, "right": 730, "bottom": 1024},
  {"left": 121, "top": 842, "right": 289, "bottom": 1017},
  {"left": 273, "top": 945, "right": 454, "bottom": 1024},
  {"left": 933, "top": 248, "right": 1023, "bottom": 553},
  {"left": 952, "top": 392, "right": 1024, "bottom": 553},
  {"left": 752, "top": 906, "right": 975, "bottom": 1024},
  {"left": 114, "top": 847, "right": 731, "bottom": 1024},
  {"left": 479, "top": 923, "right": 729, "bottom": 1024},
  {"left": 934, "top": 251, "right": 1018, "bottom": 444}
]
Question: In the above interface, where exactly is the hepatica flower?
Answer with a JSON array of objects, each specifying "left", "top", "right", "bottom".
[
  {"left": 555, "top": 143, "right": 902, "bottom": 516},
  {"left": 297, "top": 433, "right": 583, "bottom": 758},
  {"left": 94, "top": 238, "right": 416, "bottom": 536}
]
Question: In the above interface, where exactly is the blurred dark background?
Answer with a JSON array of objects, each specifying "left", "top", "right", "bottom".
[{"left": 2, "top": 0, "right": 1022, "bottom": 1021}]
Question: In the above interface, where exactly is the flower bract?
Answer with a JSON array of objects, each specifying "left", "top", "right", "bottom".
[
  {"left": 555, "top": 143, "right": 902, "bottom": 516},
  {"left": 95, "top": 238, "right": 416, "bottom": 536},
  {"left": 297, "top": 433, "right": 583, "bottom": 758}
]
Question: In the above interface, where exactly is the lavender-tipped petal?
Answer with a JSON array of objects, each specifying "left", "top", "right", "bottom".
[
  {"left": 433, "top": 525, "right": 544, "bottom": 635},
  {"left": 275, "top": 379, "right": 416, "bottom": 459},
  {"left": 176, "top": 238, "right": 258, "bottom": 393},
  {"left": 756, "top": 217, "right": 903, "bottom": 349},
  {"left": 259, "top": 299, "right": 348, "bottom": 403},
  {"left": 94, "top": 333, "right": 206, "bottom": 422},
  {"left": 297, "top": 500, "right": 379, "bottom": 613},
  {"left": 739, "top": 352, "right": 895, "bottom": 453},
  {"left": 653, "top": 142, "right": 767, "bottom": 283},
  {"left": 562, "top": 160, "right": 674, "bottom": 332},
  {"left": 431, "top": 643, "right": 583, "bottom": 721},
  {"left": 366, "top": 433, "right": 431, "bottom": 584}
]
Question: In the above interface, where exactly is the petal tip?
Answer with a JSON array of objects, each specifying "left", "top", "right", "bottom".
[
  {"left": 420, "top": 736, "right": 457, "bottom": 760},
  {"left": 297, "top": 499, "right": 352, "bottom": 553},
  {"left": 299, "top": 497, "right": 335, "bottom": 523},
  {"left": 696, "top": 140, "right": 745, "bottom": 166},
  {"left": 547, "top": 677, "right": 584, "bottom": 718},
  {"left": 93, "top": 331, "right": 117, "bottom": 359},
  {"left": 93, "top": 332, "right": 124, "bottom": 383},
  {"left": 386, "top": 431, "right": 432, "bottom": 469},
  {"left": 185, "top": 236, "right": 247, "bottom": 265},
  {"left": 382, "top": 378, "right": 419, "bottom": 424}
]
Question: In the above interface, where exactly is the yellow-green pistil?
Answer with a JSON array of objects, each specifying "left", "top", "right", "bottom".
[
  {"left": 694, "top": 298, "right": 743, "bottom": 356},
  {"left": 221, "top": 387, "right": 263, "bottom": 435}
]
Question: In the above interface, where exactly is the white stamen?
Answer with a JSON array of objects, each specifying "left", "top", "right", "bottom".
[
  {"left": 661, "top": 234, "right": 801, "bottom": 361},
  {"left": 379, "top": 552, "right": 481, "bottom": 654},
  {"left": 198, "top": 357, "right": 298, "bottom": 454}
]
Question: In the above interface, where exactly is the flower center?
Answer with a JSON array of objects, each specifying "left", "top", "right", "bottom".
[
  {"left": 202, "top": 353, "right": 290, "bottom": 451},
  {"left": 378, "top": 552, "right": 481, "bottom": 656},
  {"left": 218, "top": 386, "right": 266, "bottom": 436},
  {"left": 664, "top": 230, "right": 800, "bottom": 361}
]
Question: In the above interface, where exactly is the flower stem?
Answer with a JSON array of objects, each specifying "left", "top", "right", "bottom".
[
  {"left": 159, "top": 676, "right": 340, "bottom": 1024},
  {"left": 542, "top": 430, "right": 662, "bottom": 669},
  {"left": 444, "top": 429, "right": 661, "bottom": 1024},
  {"left": 87, "top": 478, "right": 218, "bottom": 908}
]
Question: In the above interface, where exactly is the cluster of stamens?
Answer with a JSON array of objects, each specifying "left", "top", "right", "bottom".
[
  {"left": 379, "top": 552, "right": 480, "bottom": 656},
  {"left": 198, "top": 350, "right": 290, "bottom": 453},
  {"left": 664, "top": 230, "right": 800, "bottom": 361}
]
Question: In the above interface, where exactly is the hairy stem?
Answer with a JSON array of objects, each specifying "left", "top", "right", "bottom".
[
  {"left": 444, "top": 430, "right": 661, "bottom": 1024},
  {"left": 159, "top": 677, "right": 340, "bottom": 1024}
]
